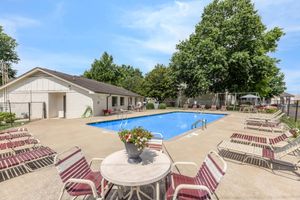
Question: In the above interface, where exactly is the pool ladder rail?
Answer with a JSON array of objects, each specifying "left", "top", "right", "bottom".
[
  {"left": 118, "top": 111, "right": 128, "bottom": 130},
  {"left": 191, "top": 119, "right": 207, "bottom": 130}
]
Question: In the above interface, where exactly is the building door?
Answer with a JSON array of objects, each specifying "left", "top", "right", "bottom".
[{"left": 63, "top": 95, "right": 66, "bottom": 118}]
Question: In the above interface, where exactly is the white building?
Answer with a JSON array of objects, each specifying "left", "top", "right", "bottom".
[
  {"left": 0, "top": 67, "right": 142, "bottom": 119},
  {"left": 270, "top": 92, "right": 295, "bottom": 105}
]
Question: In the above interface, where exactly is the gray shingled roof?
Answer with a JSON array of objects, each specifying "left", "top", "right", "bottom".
[
  {"left": 39, "top": 68, "right": 142, "bottom": 97},
  {"left": 280, "top": 92, "right": 294, "bottom": 97}
]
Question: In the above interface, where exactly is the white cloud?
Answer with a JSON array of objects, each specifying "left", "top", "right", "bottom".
[
  {"left": 114, "top": 0, "right": 209, "bottom": 72},
  {"left": 0, "top": 15, "right": 40, "bottom": 38},
  {"left": 120, "top": 0, "right": 207, "bottom": 54}
]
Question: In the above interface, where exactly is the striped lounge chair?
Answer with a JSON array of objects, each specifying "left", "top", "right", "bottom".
[
  {"left": 248, "top": 110, "right": 281, "bottom": 121},
  {"left": 217, "top": 136, "right": 300, "bottom": 169},
  {"left": 147, "top": 132, "right": 164, "bottom": 152},
  {"left": 210, "top": 105, "right": 217, "bottom": 111},
  {"left": 0, "top": 127, "right": 28, "bottom": 135},
  {"left": 54, "top": 147, "right": 111, "bottom": 200},
  {"left": 199, "top": 105, "right": 205, "bottom": 111},
  {"left": 0, "top": 138, "right": 40, "bottom": 154},
  {"left": 230, "top": 131, "right": 292, "bottom": 149},
  {"left": 220, "top": 105, "right": 227, "bottom": 111},
  {"left": 0, "top": 146, "right": 56, "bottom": 178},
  {"left": 166, "top": 151, "right": 227, "bottom": 200},
  {"left": 0, "top": 132, "right": 32, "bottom": 141},
  {"left": 245, "top": 113, "right": 286, "bottom": 133},
  {"left": 245, "top": 113, "right": 285, "bottom": 124}
]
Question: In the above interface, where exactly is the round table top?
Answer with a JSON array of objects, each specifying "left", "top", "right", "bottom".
[{"left": 100, "top": 149, "right": 171, "bottom": 186}]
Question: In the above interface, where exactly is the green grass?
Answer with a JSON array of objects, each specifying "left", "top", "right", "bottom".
[{"left": 281, "top": 116, "right": 299, "bottom": 129}]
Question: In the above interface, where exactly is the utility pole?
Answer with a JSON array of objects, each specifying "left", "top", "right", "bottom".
[{"left": 1, "top": 60, "right": 9, "bottom": 111}]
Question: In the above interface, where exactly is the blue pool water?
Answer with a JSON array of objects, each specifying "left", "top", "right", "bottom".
[{"left": 89, "top": 112, "right": 225, "bottom": 140}]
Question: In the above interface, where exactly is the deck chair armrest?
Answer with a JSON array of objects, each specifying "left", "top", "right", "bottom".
[
  {"left": 209, "top": 150, "right": 228, "bottom": 172},
  {"left": 172, "top": 184, "right": 212, "bottom": 200},
  {"left": 89, "top": 158, "right": 105, "bottom": 167},
  {"left": 67, "top": 178, "right": 98, "bottom": 198},
  {"left": 171, "top": 162, "right": 198, "bottom": 171}
]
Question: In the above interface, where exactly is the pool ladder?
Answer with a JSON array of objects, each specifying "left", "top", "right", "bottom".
[
  {"left": 191, "top": 119, "right": 207, "bottom": 130},
  {"left": 118, "top": 112, "right": 128, "bottom": 129}
]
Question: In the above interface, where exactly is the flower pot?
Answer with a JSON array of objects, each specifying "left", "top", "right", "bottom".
[{"left": 124, "top": 142, "right": 143, "bottom": 164}]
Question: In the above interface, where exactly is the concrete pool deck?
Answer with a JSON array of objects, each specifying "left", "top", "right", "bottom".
[{"left": 1, "top": 109, "right": 299, "bottom": 200}]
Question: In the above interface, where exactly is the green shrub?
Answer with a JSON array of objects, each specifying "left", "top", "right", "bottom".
[
  {"left": 146, "top": 103, "right": 155, "bottom": 110},
  {"left": 265, "top": 108, "right": 278, "bottom": 113},
  {"left": 281, "top": 116, "right": 299, "bottom": 129},
  {"left": 158, "top": 103, "right": 167, "bottom": 109},
  {"left": 0, "top": 112, "right": 16, "bottom": 124}
]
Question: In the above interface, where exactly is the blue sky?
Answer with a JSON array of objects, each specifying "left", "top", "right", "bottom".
[{"left": 0, "top": 0, "right": 299, "bottom": 94}]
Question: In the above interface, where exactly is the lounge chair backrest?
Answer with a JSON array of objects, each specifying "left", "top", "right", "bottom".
[
  {"left": 147, "top": 132, "right": 163, "bottom": 151},
  {"left": 54, "top": 147, "right": 91, "bottom": 184},
  {"left": 269, "top": 133, "right": 289, "bottom": 145},
  {"left": 0, "top": 127, "right": 28, "bottom": 135},
  {"left": 195, "top": 151, "right": 227, "bottom": 192},
  {"left": 272, "top": 113, "right": 285, "bottom": 121},
  {"left": 272, "top": 110, "right": 281, "bottom": 117},
  {"left": 275, "top": 136, "right": 300, "bottom": 157}
]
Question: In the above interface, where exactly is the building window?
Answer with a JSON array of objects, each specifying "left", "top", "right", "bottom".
[
  {"left": 120, "top": 97, "right": 125, "bottom": 106},
  {"left": 112, "top": 96, "right": 118, "bottom": 107}
]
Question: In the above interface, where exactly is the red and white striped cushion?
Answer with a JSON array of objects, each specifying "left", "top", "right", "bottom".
[
  {"left": 167, "top": 153, "right": 226, "bottom": 200},
  {"left": 0, "top": 132, "right": 31, "bottom": 141},
  {"left": 147, "top": 138, "right": 163, "bottom": 151},
  {"left": 0, "top": 127, "right": 28, "bottom": 135},
  {"left": 55, "top": 149, "right": 91, "bottom": 183},
  {"left": 269, "top": 134, "right": 288, "bottom": 145},
  {"left": 0, "top": 146, "right": 55, "bottom": 170},
  {"left": 195, "top": 154, "right": 225, "bottom": 192},
  {"left": 55, "top": 148, "right": 106, "bottom": 197},
  {"left": 231, "top": 133, "right": 267, "bottom": 144}
]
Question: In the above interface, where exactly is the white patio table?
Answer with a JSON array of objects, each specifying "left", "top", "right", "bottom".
[{"left": 101, "top": 149, "right": 171, "bottom": 200}]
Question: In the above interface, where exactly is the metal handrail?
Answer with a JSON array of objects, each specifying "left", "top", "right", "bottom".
[
  {"left": 118, "top": 111, "right": 128, "bottom": 130},
  {"left": 191, "top": 119, "right": 207, "bottom": 130}
]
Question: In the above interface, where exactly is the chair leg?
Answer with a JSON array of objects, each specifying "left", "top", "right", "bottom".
[{"left": 58, "top": 186, "right": 66, "bottom": 200}]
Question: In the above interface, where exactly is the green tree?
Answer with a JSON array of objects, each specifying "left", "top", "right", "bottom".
[
  {"left": 84, "top": 52, "right": 145, "bottom": 95},
  {"left": 0, "top": 25, "right": 18, "bottom": 84},
  {"left": 171, "top": 0, "right": 285, "bottom": 97},
  {"left": 83, "top": 52, "right": 118, "bottom": 85},
  {"left": 117, "top": 65, "right": 144, "bottom": 95},
  {"left": 143, "top": 64, "right": 178, "bottom": 102}
]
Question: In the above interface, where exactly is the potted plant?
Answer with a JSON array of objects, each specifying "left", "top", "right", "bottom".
[
  {"left": 290, "top": 128, "right": 299, "bottom": 138},
  {"left": 103, "top": 109, "right": 112, "bottom": 116},
  {"left": 118, "top": 127, "right": 153, "bottom": 164}
]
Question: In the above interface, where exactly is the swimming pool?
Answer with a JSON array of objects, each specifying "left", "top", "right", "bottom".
[{"left": 89, "top": 112, "right": 226, "bottom": 140}]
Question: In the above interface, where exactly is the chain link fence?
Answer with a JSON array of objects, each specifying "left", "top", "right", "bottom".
[
  {"left": 0, "top": 101, "right": 46, "bottom": 121},
  {"left": 281, "top": 100, "right": 300, "bottom": 122}
]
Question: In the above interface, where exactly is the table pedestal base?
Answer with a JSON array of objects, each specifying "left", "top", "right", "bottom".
[
  {"left": 112, "top": 185, "right": 155, "bottom": 200},
  {"left": 124, "top": 186, "right": 154, "bottom": 200}
]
